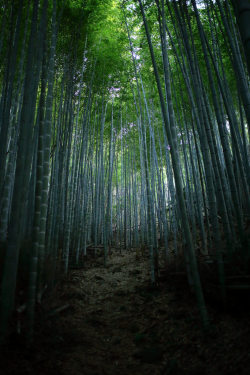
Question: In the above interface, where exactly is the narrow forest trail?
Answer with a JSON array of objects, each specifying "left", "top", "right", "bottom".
[{"left": 1, "top": 250, "right": 250, "bottom": 375}]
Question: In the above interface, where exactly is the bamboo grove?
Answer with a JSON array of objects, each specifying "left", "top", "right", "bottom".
[{"left": 0, "top": 0, "right": 249, "bottom": 342}]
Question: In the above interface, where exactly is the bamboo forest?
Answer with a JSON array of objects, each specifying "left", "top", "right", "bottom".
[{"left": 0, "top": 0, "right": 250, "bottom": 373}]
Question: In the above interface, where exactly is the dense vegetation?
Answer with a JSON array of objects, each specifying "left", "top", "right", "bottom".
[{"left": 0, "top": 0, "right": 249, "bottom": 345}]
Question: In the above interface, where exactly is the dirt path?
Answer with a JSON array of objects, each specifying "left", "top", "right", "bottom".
[{"left": 1, "top": 249, "right": 250, "bottom": 375}]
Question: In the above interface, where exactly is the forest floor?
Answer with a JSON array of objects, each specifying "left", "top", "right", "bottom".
[{"left": 1, "top": 248, "right": 250, "bottom": 375}]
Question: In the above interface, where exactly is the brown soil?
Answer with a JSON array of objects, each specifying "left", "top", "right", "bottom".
[{"left": 1, "top": 249, "right": 250, "bottom": 375}]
